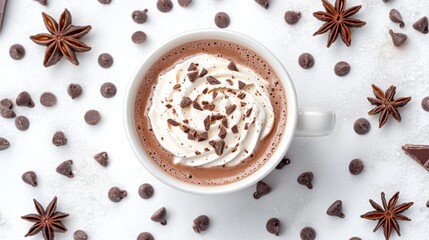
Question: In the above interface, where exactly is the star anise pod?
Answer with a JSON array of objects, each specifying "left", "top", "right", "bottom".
[
  {"left": 361, "top": 192, "right": 413, "bottom": 240},
  {"left": 313, "top": 0, "right": 366, "bottom": 47},
  {"left": 30, "top": 9, "right": 91, "bottom": 67},
  {"left": 367, "top": 84, "right": 411, "bottom": 128},
  {"left": 21, "top": 196, "right": 69, "bottom": 240}
]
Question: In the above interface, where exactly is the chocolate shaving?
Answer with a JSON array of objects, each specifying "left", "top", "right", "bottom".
[
  {"left": 180, "top": 97, "right": 193, "bottom": 108},
  {"left": 197, "top": 132, "right": 208, "bottom": 142},
  {"left": 181, "top": 125, "right": 190, "bottom": 133},
  {"left": 218, "top": 126, "right": 227, "bottom": 139},
  {"left": 238, "top": 81, "right": 246, "bottom": 89},
  {"left": 167, "top": 119, "right": 179, "bottom": 126},
  {"left": 212, "top": 114, "right": 224, "bottom": 120},
  {"left": 183, "top": 119, "right": 189, "bottom": 124},
  {"left": 173, "top": 84, "right": 181, "bottom": 90},
  {"left": 187, "top": 71, "right": 199, "bottom": 82},
  {"left": 188, "top": 130, "right": 197, "bottom": 140},
  {"left": 225, "top": 104, "right": 236, "bottom": 115},
  {"left": 231, "top": 125, "right": 238, "bottom": 133},
  {"left": 165, "top": 104, "right": 172, "bottom": 109},
  {"left": 246, "top": 108, "right": 253, "bottom": 117},
  {"left": 227, "top": 61, "right": 239, "bottom": 71},
  {"left": 195, "top": 151, "right": 201, "bottom": 155},
  {"left": 207, "top": 76, "right": 221, "bottom": 85},
  {"left": 244, "top": 123, "right": 249, "bottom": 130},
  {"left": 188, "top": 62, "right": 197, "bottom": 71},
  {"left": 203, "top": 104, "right": 215, "bottom": 111},
  {"left": 237, "top": 93, "right": 246, "bottom": 99},
  {"left": 202, "top": 101, "right": 209, "bottom": 105},
  {"left": 212, "top": 91, "right": 218, "bottom": 99},
  {"left": 226, "top": 79, "right": 233, "bottom": 85},
  {"left": 214, "top": 140, "right": 225, "bottom": 156},
  {"left": 193, "top": 101, "right": 203, "bottom": 110},
  {"left": 198, "top": 68, "right": 208, "bottom": 78},
  {"left": 241, "top": 102, "right": 247, "bottom": 107},
  {"left": 204, "top": 147, "right": 210, "bottom": 152},
  {"left": 208, "top": 140, "right": 216, "bottom": 148},
  {"left": 203, "top": 116, "right": 211, "bottom": 131},
  {"left": 202, "top": 88, "right": 209, "bottom": 94},
  {"left": 221, "top": 117, "right": 228, "bottom": 128}
]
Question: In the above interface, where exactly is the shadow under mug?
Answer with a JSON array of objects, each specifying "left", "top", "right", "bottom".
[{"left": 124, "top": 29, "right": 335, "bottom": 195}]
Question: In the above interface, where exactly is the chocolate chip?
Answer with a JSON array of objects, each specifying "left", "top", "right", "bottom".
[
  {"left": 132, "top": 31, "right": 147, "bottom": 44},
  {"left": 218, "top": 126, "right": 227, "bottom": 139},
  {"left": 225, "top": 104, "right": 236, "bottom": 115},
  {"left": 204, "top": 115, "right": 211, "bottom": 131},
  {"left": 84, "top": 110, "right": 101, "bottom": 125},
  {"left": 36, "top": 0, "right": 48, "bottom": 6},
  {"left": 68, "top": 84, "right": 82, "bottom": 99},
  {"left": 276, "top": 158, "right": 290, "bottom": 170},
  {"left": 225, "top": 79, "right": 233, "bottom": 86},
  {"left": 188, "top": 130, "right": 197, "bottom": 140},
  {"left": 255, "top": 0, "right": 269, "bottom": 9},
  {"left": 157, "top": 0, "right": 173, "bottom": 12},
  {"left": 300, "top": 227, "right": 316, "bottom": 240},
  {"left": 193, "top": 215, "right": 209, "bottom": 234},
  {"left": 246, "top": 108, "right": 253, "bottom": 117},
  {"left": 98, "top": 53, "right": 114, "bottom": 68},
  {"left": 297, "top": 171, "right": 313, "bottom": 189},
  {"left": 198, "top": 68, "right": 208, "bottom": 78},
  {"left": 15, "top": 116, "right": 30, "bottom": 131},
  {"left": 173, "top": 84, "right": 181, "bottom": 90},
  {"left": 253, "top": 180, "right": 271, "bottom": 199},
  {"left": 56, "top": 160, "right": 74, "bottom": 178},
  {"left": 181, "top": 125, "right": 190, "bottom": 133},
  {"left": 413, "top": 17, "right": 428, "bottom": 34},
  {"left": 207, "top": 76, "right": 221, "bottom": 85},
  {"left": 213, "top": 140, "right": 225, "bottom": 156},
  {"left": 108, "top": 187, "right": 127, "bottom": 202},
  {"left": 151, "top": 207, "right": 167, "bottom": 225},
  {"left": 389, "top": 9, "right": 404, "bottom": 28},
  {"left": 238, "top": 81, "right": 246, "bottom": 90},
  {"left": 326, "top": 200, "right": 345, "bottom": 218},
  {"left": 197, "top": 132, "right": 208, "bottom": 142},
  {"left": 298, "top": 53, "right": 314, "bottom": 69},
  {"left": 73, "top": 230, "right": 88, "bottom": 240},
  {"left": 227, "top": 61, "right": 238, "bottom": 71},
  {"left": 167, "top": 119, "right": 179, "bottom": 126},
  {"left": 94, "top": 151, "right": 108, "bottom": 167},
  {"left": 138, "top": 183, "right": 154, "bottom": 199},
  {"left": 187, "top": 71, "right": 199, "bottom": 82},
  {"left": 1, "top": 108, "right": 15, "bottom": 118},
  {"left": 100, "top": 82, "right": 117, "bottom": 98},
  {"left": 193, "top": 101, "right": 203, "bottom": 110},
  {"left": 244, "top": 123, "right": 249, "bottom": 130},
  {"left": 0, "top": 137, "right": 10, "bottom": 151},
  {"left": 0, "top": 98, "right": 13, "bottom": 110},
  {"left": 231, "top": 125, "right": 238, "bottom": 134},
  {"left": 334, "top": 61, "right": 350, "bottom": 77},
  {"left": 16, "top": 91, "right": 34, "bottom": 108},
  {"left": 188, "top": 62, "right": 197, "bottom": 71},
  {"left": 353, "top": 118, "right": 370, "bottom": 135},
  {"left": 266, "top": 218, "right": 280, "bottom": 236},
  {"left": 350, "top": 238, "right": 361, "bottom": 240},
  {"left": 9, "top": 44, "right": 25, "bottom": 60},
  {"left": 52, "top": 131, "right": 67, "bottom": 146},
  {"left": 137, "top": 232, "right": 154, "bottom": 240},
  {"left": 284, "top": 11, "right": 301, "bottom": 25},
  {"left": 98, "top": 0, "right": 111, "bottom": 4},
  {"left": 179, "top": 97, "right": 193, "bottom": 109},
  {"left": 237, "top": 93, "right": 246, "bottom": 99},
  {"left": 40, "top": 92, "right": 57, "bottom": 107},
  {"left": 349, "top": 159, "right": 364, "bottom": 175},
  {"left": 203, "top": 104, "right": 215, "bottom": 111},
  {"left": 132, "top": 9, "right": 148, "bottom": 24},
  {"left": 212, "top": 114, "right": 224, "bottom": 120},
  {"left": 383, "top": 0, "right": 389, "bottom": 2},
  {"left": 178, "top": 0, "right": 192, "bottom": 7},
  {"left": 389, "top": 29, "right": 407, "bottom": 47},
  {"left": 221, "top": 117, "right": 228, "bottom": 128},
  {"left": 422, "top": 97, "right": 429, "bottom": 111},
  {"left": 214, "top": 12, "right": 230, "bottom": 28},
  {"left": 22, "top": 171, "right": 37, "bottom": 187},
  {"left": 426, "top": 200, "right": 429, "bottom": 208}
]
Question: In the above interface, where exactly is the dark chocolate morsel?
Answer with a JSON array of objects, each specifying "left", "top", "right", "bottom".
[
  {"left": 56, "top": 160, "right": 74, "bottom": 178},
  {"left": 22, "top": 171, "right": 38, "bottom": 187},
  {"left": 138, "top": 183, "right": 154, "bottom": 199},
  {"left": 300, "top": 227, "right": 316, "bottom": 240},
  {"left": 266, "top": 218, "right": 280, "bottom": 236},
  {"left": 349, "top": 159, "right": 364, "bottom": 175},
  {"left": 108, "top": 187, "right": 127, "bottom": 202},
  {"left": 151, "top": 207, "right": 167, "bottom": 225},
  {"left": 326, "top": 200, "right": 345, "bottom": 218},
  {"left": 193, "top": 215, "right": 210, "bottom": 233},
  {"left": 253, "top": 180, "right": 271, "bottom": 199},
  {"left": 214, "top": 12, "right": 230, "bottom": 28},
  {"left": 297, "top": 171, "right": 313, "bottom": 189}
]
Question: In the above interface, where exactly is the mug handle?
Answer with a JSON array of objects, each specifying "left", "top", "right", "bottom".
[{"left": 295, "top": 108, "right": 335, "bottom": 137}]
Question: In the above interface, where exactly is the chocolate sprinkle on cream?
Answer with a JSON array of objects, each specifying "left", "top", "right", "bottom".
[
  {"left": 181, "top": 125, "right": 190, "bottom": 133},
  {"left": 197, "top": 132, "right": 208, "bottom": 142},
  {"left": 207, "top": 76, "right": 221, "bottom": 85},
  {"left": 214, "top": 140, "right": 225, "bottom": 156},
  {"left": 231, "top": 125, "right": 238, "bottom": 133},
  {"left": 253, "top": 180, "right": 271, "bottom": 199},
  {"left": 227, "top": 61, "right": 239, "bottom": 71},
  {"left": 199, "top": 68, "right": 208, "bottom": 78},
  {"left": 218, "top": 126, "right": 227, "bottom": 139},
  {"left": 246, "top": 108, "right": 253, "bottom": 117},
  {"left": 225, "top": 104, "right": 236, "bottom": 115},
  {"left": 226, "top": 79, "right": 234, "bottom": 86},
  {"left": 180, "top": 97, "right": 192, "bottom": 108},
  {"left": 237, "top": 93, "right": 246, "bottom": 99},
  {"left": 193, "top": 101, "right": 203, "bottom": 110},
  {"left": 173, "top": 84, "right": 181, "bottom": 90},
  {"left": 238, "top": 81, "right": 246, "bottom": 90},
  {"left": 167, "top": 119, "right": 179, "bottom": 126},
  {"left": 188, "top": 130, "right": 197, "bottom": 140},
  {"left": 203, "top": 116, "right": 211, "bottom": 131},
  {"left": 188, "top": 62, "right": 197, "bottom": 71},
  {"left": 221, "top": 118, "right": 228, "bottom": 128}
]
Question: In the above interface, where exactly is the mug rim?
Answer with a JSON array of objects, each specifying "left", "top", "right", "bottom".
[{"left": 124, "top": 29, "right": 298, "bottom": 195}]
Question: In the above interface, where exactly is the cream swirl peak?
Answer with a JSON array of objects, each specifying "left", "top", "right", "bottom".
[{"left": 148, "top": 53, "right": 275, "bottom": 168}]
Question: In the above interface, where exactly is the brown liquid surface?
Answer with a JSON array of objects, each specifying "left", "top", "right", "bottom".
[{"left": 134, "top": 40, "right": 287, "bottom": 185}]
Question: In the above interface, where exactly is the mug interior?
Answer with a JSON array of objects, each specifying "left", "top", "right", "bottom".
[{"left": 124, "top": 29, "right": 298, "bottom": 195}]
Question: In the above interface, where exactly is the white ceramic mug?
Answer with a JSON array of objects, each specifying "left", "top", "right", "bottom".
[{"left": 124, "top": 29, "right": 335, "bottom": 195}]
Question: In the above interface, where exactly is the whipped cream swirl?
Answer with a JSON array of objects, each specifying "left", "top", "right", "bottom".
[{"left": 148, "top": 53, "right": 275, "bottom": 168}]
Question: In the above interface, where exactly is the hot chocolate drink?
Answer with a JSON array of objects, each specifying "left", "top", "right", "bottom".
[{"left": 134, "top": 39, "right": 287, "bottom": 185}]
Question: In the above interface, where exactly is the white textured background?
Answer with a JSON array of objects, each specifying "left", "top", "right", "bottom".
[{"left": 0, "top": 0, "right": 428, "bottom": 239}]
